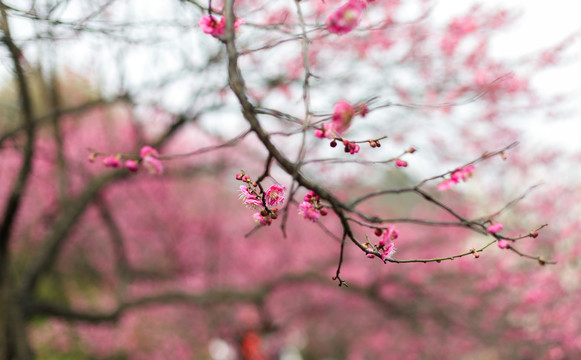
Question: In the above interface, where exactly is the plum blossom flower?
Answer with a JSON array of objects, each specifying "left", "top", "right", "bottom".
[
  {"left": 395, "top": 159, "right": 408, "bottom": 167},
  {"left": 332, "top": 101, "right": 355, "bottom": 133},
  {"left": 326, "top": 0, "right": 367, "bottom": 35},
  {"left": 487, "top": 223, "right": 504, "bottom": 234},
  {"left": 143, "top": 156, "right": 163, "bottom": 175},
  {"left": 124, "top": 159, "right": 139, "bottom": 172},
  {"left": 253, "top": 212, "right": 271, "bottom": 226},
  {"left": 381, "top": 242, "right": 396, "bottom": 261},
  {"left": 497, "top": 240, "right": 509, "bottom": 249},
  {"left": 265, "top": 184, "right": 286, "bottom": 207},
  {"left": 140, "top": 146, "right": 163, "bottom": 175},
  {"left": 140, "top": 145, "right": 159, "bottom": 158},
  {"left": 103, "top": 156, "right": 121, "bottom": 168},
  {"left": 240, "top": 185, "right": 263, "bottom": 208},
  {"left": 437, "top": 165, "right": 475, "bottom": 191},
  {"left": 298, "top": 201, "right": 320, "bottom": 222},
  {"left": 315, "top": 101, "right": 359, "bottom": 140},
  {"left": 199, "top": 15, "right": 245, "bottom": 38}
]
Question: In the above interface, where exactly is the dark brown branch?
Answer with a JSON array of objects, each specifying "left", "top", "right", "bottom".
[{"left": 0, "top": 3, "right": 36, "bottom": 269}]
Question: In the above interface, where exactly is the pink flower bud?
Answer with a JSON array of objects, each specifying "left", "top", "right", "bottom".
[
  {"left": 332, "top": 101, "right": 355, "bottom": 134},
  {"left": 395, "top": 159, "right": 408, "bottom": 167},
  {"left": 487, "top": 223, "right": 504, "bottom": 234},
  {"left": 124, "top": 159, "right": 139, "bottom": 172},
  {"left": 103, "top": 155, "right": 121, "bottom": 168},
  {"left": 497, "top": 240, "right": 509, "bottom": 249}
]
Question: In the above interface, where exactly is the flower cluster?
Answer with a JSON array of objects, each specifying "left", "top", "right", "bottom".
[
  {"left": 367, "top": 225, "right": 398, "bottom": 261},
  {"left": 327, "top": 0, "right": 368, "bottom": 35},
  {"left": 298, "top": 190, "right": 328, "bottom": 222},
  {"left": 199, "top": 15, "right": 245, "bottom": 38},
  {"left": 236, "top": 171, "right": 285, "bottom": 226},
  {"left": 91, "top": 145, "right": 163, "bottom": 175},
  {"left": 437, "top": 164, "right": 475, "bottom": 191}
]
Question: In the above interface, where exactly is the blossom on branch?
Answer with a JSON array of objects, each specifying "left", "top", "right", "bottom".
[
  {"left": 124, "top": 159, "right": 139, "bottom": 172},
  {"left": 327, "top": 0, "right": 367, "bottom": 35},
  {"left": 199, "top": 15, "right": 245, "bottom": 38},
  {"left": 299, "top": 201, "right": 320, "bottom": 222},
  {"left": 265, "top": 184, "right": 286, "bottom": 207},
  {"left": 298, "top": 190, "right": 327, "bottom": 222},
  {"left": 487, "top": 223, "right": 504, "bottom": 234},
  {"left": 140, "top": 145, "right": 163, "bottom": 175},
  {"left": 102, "top": 155, "right": 121, "bottom": 168},
  {"left": 240, "top": 185, "right": 263, "bottom": 208},
  {"left": 315, "top": 101, "right": 355, "bottom": 139},
  {"left": 437, "top": 165, "right": 475, "bottom": 191}
]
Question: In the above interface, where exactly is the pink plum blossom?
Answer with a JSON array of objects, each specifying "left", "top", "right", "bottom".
[
  {"left": 497, "top": 240, "right": 509, "bottom": 249},
  {"left": 265, "top": 184, "right": 286, "bottom": 207},
  {"left": 102, "top": 156, "right": 121, "bottom": 168},
  {"left": 395, "top": 159, "right": 408, "bottom": 167},
  {"left": 199, "top": 15, "right": 245, "bottom": 38},
  {"left": 437, "top": 179, "right": 456, "bottom": 191},
  {"left": 140, "top": 145, "right": 159, "bottom": 158},
  {"left": 326, "top": 0, "right": 367, "bottom": 35},
  {"left": 332, "top": 101, "right": 355, "bottom": 134},
  {"left": 124, "top": 159, "right": 139, "bottom": 172},
  {"left": 437, "top": 165, "right": 475, "bottom": 191},
  {"left": 140, "top": 146, "right": 163, "bottom": 175},
  {"left": 487, "top": 223, "right": 504, "bottom": 234},
  {"left": 298, "top": 201, "right": 320, "bottom": 222},
  {"left": 142, "top": 155, "right": 163, "bottom": 175},
  {"left": 385, "top": 225, "right": 399, "bottom": 240},
  {"left": 240, "top": 186, "right": 263, "bottom": 208},
  {"left": 253, "top": 212, "right": 270, "bottom": 226},
  {"left": 381, "top": 242, "right": 396, "bottom": 261}
]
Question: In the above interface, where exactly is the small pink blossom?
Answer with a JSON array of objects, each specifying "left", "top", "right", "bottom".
[
  {"left": 395, "top": 159, "right": 408, "bottom": 167},
  {"left": 385, "top": 225, "right": 398, "bottom": 240},
  {"left": 437, "top": 179, "right": 455, "bottom": 192},
  {"left": 140, "top": 146, "right": 163, "bottom": 175},
  {"left": 199, "top": 15, "right": 245, "bottom": 38},
  {"left": 487, "top": 223, "right": 504, "bottom": 234},
  {"left": 326, "top": 0, "right": 367, "bottom": 35},
  {"left": 451, "top": 165, "right": 475, "bottom": 182},
  {"left": 125, "top": 159, "right": 139, "bottom": 172},
  {"left": 381, "top": 242, "right": 396, "bottom": 261},
  {"left": 265, "top": 184, "right": 286, "bottom": 207},
  {"left": 366, "top": 253, "right": 375, "bottom": 259},
  {"left": 497, "top": 240, "right": 509, "bottom": 249},
  {"left": 240, "top": 186, "right": 263, "bottom": 208},
  {"left": 103, "top": 156, "right": 121, "bottom": 168},
  {"left": 298, "top": 201, "right": 320, "bottom": 222},
  {"left": 142, "top": 155, "right": 164, "bottom": 175},
  {"left": 253, "top": 212, "right": 271, "bottom": 226},
  {"left": 437, "top": 165, "right": 475, "bottom": 191},
  {"left": 140, "top": 145, "right": 159, "bottom": 158},
  {"left": 332, "top": 101, "right": 355, "bottom": 134}
]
